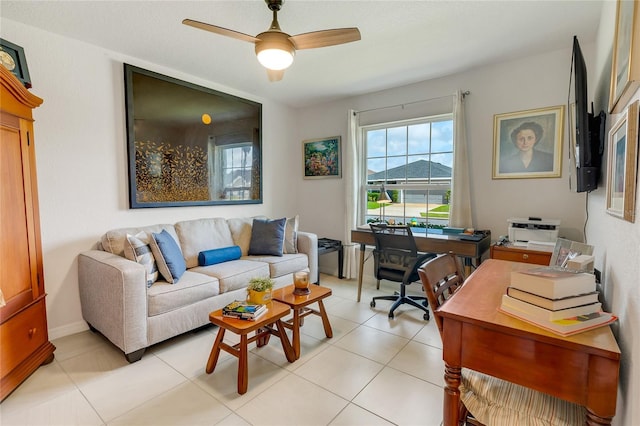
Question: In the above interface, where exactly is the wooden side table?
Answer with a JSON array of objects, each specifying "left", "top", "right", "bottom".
[
  {"left": 206, "top": 300, "right": 295, "bottom": 394},
  {"left": 272, "top": 284, "right": 333, "bottom": 360},
  {"left": 490, "top": 243, "right": 552, "bottom": 265}
]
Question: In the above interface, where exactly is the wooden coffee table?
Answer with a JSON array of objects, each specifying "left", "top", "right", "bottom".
[
  {"left": 272, "top": 284, "right": 333, "bottom": 360},
  {"left": 206, "top": 300, "right": 295, "bottom": 395}
]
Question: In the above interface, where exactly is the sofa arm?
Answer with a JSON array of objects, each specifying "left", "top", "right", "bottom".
[
  {"left": 296, "top": 231, "right": 318, "bottom": 283},
  {"left": 78, "top": 250, "right": 148, "bottom": 356}
]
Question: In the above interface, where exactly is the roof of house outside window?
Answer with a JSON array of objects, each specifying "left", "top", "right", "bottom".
[{"left": 367, "top": 159, "right": 451, "bottom": 182}]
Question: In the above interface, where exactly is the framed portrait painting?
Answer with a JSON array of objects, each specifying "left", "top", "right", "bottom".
[
  {"left": 303, "top": 136, "right": 341, "bottom": 179},
  {"left": 492, "top": 105, "right": 564, "bottom": 179},
  {"left": 606, "top": 100, "right": 638, "bottom": 222}
]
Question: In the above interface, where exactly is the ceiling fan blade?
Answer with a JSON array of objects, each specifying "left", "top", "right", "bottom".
[
  {"left": 182, "top": 19, "right": 259, "bottom": 44},
  {"left": 289, "top": 28, "right": 361, "bottom": 50},
  {"left": 267, "top": 69, "right": 285, "bottom": 82}
]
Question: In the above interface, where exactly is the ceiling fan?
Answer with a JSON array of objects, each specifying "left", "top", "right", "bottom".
[{"left": 183, "top": 0, "right": 361, "bottom": 82}]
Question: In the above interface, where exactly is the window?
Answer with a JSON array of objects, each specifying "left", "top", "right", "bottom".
[
  {"left": 220, "top": 144, "right": 254, "bottom": 200},
  {"left": 362, "top": 114, "right": 453, "bottom": 231},
  {"left": 208, "top": 138, "right": 255, "bottom": 201}
]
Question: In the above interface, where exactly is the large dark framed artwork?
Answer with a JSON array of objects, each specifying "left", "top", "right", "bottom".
[
  {"left": 124, "top": 64, "right": 262, "bottom": 208},
  {"left": 492, "top": 105, "right": 564, "bottom": 179}
]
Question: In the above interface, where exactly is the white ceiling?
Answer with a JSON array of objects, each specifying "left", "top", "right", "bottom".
[{"left": 1, "top": 0, "right": 604, "bottom": 108}]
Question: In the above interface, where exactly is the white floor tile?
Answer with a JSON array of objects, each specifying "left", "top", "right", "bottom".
[
  {"left": 334, "top": 325, "right": 409, "bottom": 364},
  {"left": 388, "top": 340, "right": 445, "bottom": 386},
  {"left": 153, "top": 329, "right": 226, "bottom": 378},
  {"left": 78, "top": 355, "right": 187, "bottom": 422},
  {"left": 0, "top": 388, "right": 103, "bottom": 426},
  {"left": 193, "top": 352, "right": 290, "bottom": 411},
  {"left": 294, "top": 345, "right": 383, "bottom": 400},
  {"left": 235, "top": 374, "right": 348, "bottom": 426},
  {"left": 353, "top": 367, "right": 443, "bottom": 426},
  {"left": 108, "top": 381, "right": 230, "bottom": 425},
  {"left": 329, "top": 403, "right": 394, "bottom": 425},
  {"left": 1, "top": 361, "right": 77, "bottom": 415}
]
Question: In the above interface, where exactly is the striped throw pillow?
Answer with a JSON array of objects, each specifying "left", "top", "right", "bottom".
[{"left": 124, "top": 232, "right": 159, "bottom": 288}]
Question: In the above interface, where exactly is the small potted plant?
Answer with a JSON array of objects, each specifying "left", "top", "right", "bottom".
[{"left": 246, "top": 277, "right": 274, "bottom": 305}]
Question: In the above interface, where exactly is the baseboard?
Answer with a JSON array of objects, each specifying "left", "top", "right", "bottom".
[{"left": 48, "top": 320, "right": 89, "bottom": 340}]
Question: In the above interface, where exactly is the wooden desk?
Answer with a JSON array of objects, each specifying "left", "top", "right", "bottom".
[
  {"left": 439, "top": 259, "right": 620, "bottom": 426},
  {"left": 351, "top": 228, "right": 491, "bottom": 302}
]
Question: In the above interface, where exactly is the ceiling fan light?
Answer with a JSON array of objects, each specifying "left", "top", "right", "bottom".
[
  {"left": 255, "top": 32, "right": 295, "bottom": 70},
  {"left": 257, "top": 48, "right": 294, "bottom": 70}
]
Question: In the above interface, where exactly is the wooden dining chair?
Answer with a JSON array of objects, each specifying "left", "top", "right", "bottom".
[{"left": 418, "top": 253, "right": 587, "bottom": 426}]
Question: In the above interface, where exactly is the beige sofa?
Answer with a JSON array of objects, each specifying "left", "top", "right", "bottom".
[{"left": 78, "top": 217, "right": 317, "bottom": 362}]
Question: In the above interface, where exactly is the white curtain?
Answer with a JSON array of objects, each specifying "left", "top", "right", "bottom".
[
  {"left": 450, "top": 90, "right": 473, "bottom": 228},
  {"left": 343, "top": 109, "right": 361, "bottom": 279}
]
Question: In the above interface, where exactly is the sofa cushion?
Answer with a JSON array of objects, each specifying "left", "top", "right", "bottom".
[
  {"left": 246, "top": 253, "right": 308, "bottom": 278},
  {"left": 248, "top": 218, "right": 286, "bottom": 256},
  {"left": 198, "top": 246, "right": 242, "bottom": 266},
  {"left": 123, "top": 232, "right": 159, "bottom": 287},
  {"left": 227, "top": 216, "right": 267, "bottom": 256},
  {"left": 150, "top": 229, "right": 187, "bottom": 284},
  {"left": 284, "top": 215, "right": 299, "bottom": 254},
  {"left": 147, "top": 271, "right": 220, "bottom": 316},
  {"left": 191, "top": 259, "right": 270, "bottom": 293},
  {"left": 175, "top": 218, "right": 235, "bottom": 268},
  {"left": 101, "top": 224, "right": 177, "bottom": 257}
]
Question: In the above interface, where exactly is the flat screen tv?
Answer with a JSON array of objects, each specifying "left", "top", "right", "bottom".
[
  {"left": 124, "top": 64, "right": 262, "bottom": 208},
  {"left": 570, "top": 36, "right": 606, "bottom": 193}
]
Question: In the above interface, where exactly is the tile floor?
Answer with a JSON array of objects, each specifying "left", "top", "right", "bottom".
[{"left": 0, "top": 274, "right": 446, "bottom": 426}]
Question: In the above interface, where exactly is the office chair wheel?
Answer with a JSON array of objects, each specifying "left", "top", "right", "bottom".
[
  {"left": 370, "top": 300, "right": 376, "bottom": 308},
  {"left": 389, "top": 312, "right": 394, "bottom": 319},
  {"left": 423, "top": 312, "right": 429, "bottom": 321}
]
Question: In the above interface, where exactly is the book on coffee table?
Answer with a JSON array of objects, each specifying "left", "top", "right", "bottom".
[{"left": 222, "top": 300, "right": 267, "bottom": 321}]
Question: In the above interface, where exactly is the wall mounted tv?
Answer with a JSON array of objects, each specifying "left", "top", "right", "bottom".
[
  {"left": 124, "top": 64, "right": 262, "bottom": 208},
  {"left": 569, "top": 36, "right": 606, "bottom": 193}
]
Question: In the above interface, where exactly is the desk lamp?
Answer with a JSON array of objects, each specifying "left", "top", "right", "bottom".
[{"left": 378, "top": 185, "right": 392, "bottom": 223}]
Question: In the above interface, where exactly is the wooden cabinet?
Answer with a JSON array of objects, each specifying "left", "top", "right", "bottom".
[
  {"left": 490, "top": 244, "right": 552, "bottom": 266},
  {"left": 1, "top": 66, "right": 55, "bottom": 401}
]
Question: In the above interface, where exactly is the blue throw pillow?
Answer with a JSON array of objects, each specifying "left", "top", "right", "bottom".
[
  {"left": 248, "top": 218, "right": 286, "bottom": 256},
  {"left": 149, "top": 229, "right": 186, "bottom": 283},
  {"left": 198, "top": 246, "right": 242, "bottom": 266}
]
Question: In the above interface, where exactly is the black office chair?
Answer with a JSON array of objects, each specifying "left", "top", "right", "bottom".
[{"left": 369, "top": 223, "right": 436, "bottom": 320}]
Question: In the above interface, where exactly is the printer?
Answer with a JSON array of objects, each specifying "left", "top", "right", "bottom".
[{"left": 507, "top": 217, "right": 560, "bottom": 243}]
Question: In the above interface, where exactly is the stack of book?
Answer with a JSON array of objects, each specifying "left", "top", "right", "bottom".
[
  {"left": 222, "top": 300, "right": 267, "bottom": 321},
  {"left": 499, "top": 267, "right": 617, "bottom": 336}
]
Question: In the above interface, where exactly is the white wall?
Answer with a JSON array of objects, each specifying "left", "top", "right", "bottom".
[
  {"left": 587, "top": 2, "right": 639, "bottom": 425},
  {"left": 0, "top": 19, "right": 301, "bottom": 338},
  {"left": 297, "top": 44, "right": 592, "bottom": 251}
]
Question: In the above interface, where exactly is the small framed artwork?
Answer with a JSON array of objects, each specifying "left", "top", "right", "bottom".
[
  {"left": 609, "top": 0, "right": 639, "bottom": 114},
  {"left": 492, "top": 105, "right": 564, "bottom": 179},
  {"left": 0, "top": 38, "right": 31, "bottom": 88},
  {"left": 606, "top": 100, "right": 639, "bottom": 222},
  {"left": 303, "top": 136, "right": 341, "bottom": 179}
]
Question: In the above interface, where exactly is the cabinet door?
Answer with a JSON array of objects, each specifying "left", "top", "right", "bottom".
[{"left": 0, "top": 113, "right": 41, "bottom": 320}]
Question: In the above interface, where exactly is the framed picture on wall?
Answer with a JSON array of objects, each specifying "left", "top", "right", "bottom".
[
  {"left": 492, "top": 105, "right": 564, "bottom": 179},
  {"left": 0, "top": 38, "right": 31, "bottom": 88},
  {"left": 303, "top": 136, "right": 342, "bottom": 179},
  {"left": 606, "top": 100, "right": 639, "bottom": 222},
  {"left": 609, "top": 0, "right": 640, "bottom": 114}
]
